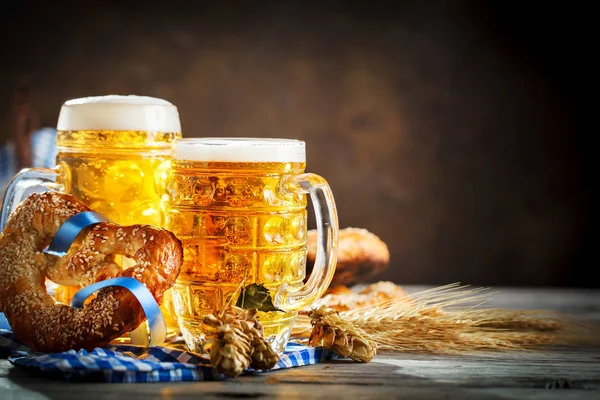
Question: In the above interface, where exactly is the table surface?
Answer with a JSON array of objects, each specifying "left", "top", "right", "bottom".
[{"left": 2, "top": 285, "right": 600, "bottom": 400}]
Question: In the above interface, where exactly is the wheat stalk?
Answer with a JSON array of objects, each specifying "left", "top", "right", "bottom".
[{"left": 292, "top": 283, "right": 598, "bottom": 353}]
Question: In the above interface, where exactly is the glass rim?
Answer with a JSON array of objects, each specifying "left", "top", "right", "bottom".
[
  {"left": 175, "top": 137, "right": 305, "bottom": 146},
  {"left": 173, "top": 137, "right": 306, "bottom": 162}
]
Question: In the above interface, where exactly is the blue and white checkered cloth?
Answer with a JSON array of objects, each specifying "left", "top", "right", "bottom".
[{"left": 0, "top": 325, "right": 334, "bottom": 383}]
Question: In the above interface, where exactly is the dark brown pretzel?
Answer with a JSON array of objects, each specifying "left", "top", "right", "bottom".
[
  {"left": 306, "top": 228, "right": 390, "bottom": 288},
  {"left": 0, "top": 192, "right": 183, "bottom": 353}
]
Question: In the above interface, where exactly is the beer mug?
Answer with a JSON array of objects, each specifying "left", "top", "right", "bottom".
[
  {"left": 168, "top": 138, "right": 339, "bottom": 353},
  {"left": 0, "top": 95, "right": 182, "bottom": 335}
]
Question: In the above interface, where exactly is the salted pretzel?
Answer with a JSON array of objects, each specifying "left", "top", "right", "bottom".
[
  {"left": 309, "top": 281, "right": 407, "bottom": 312},
  {"left": 0, "top": 192, "right": 183, "bottom": 353},
  {"left": 307, "top": 227, "right": 390, "bottom": 287}
]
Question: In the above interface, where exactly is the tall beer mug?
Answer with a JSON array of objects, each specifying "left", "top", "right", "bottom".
[
  {"left": 168, "top": 138, "right": 339, "bottom": 353},
  {"left": 0, "top": 95, "right": 182, "bottom": 336}
]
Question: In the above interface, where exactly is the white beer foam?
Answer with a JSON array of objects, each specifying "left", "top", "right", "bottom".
[
  {"left": 174, "top": 138, "right": 306, "bottom": 162},
  {"left": 57, "top": 95, "right": 181, "bottom": 132}
]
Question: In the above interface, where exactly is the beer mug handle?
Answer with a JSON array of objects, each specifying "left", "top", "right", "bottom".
[
  {"left": 276, "top": 173, "right": 339, "bottom": 311},
  {"left": 0, "top": 167, "right": 64, "bottom": 231}
]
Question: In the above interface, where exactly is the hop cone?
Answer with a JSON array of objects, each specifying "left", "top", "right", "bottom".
[
  {"left": 308, "top": 305, "right": 377, "bottom": 363},
  {"left": 203, "top": 307, "right": 280, "bottom": 377},
  {"left": 239, "top": 316, "right": 280, "bottom": 370},
  {"left": 202, "top": 315, "right": 252, "bottom": 378}
]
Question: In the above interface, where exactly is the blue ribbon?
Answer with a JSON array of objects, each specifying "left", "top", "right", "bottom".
[
  {"left": 71, "top": 277, "right": 167, "bottom": 346},
  {"left": 45, "top": 211, "right": 111, "bottom": 256}
]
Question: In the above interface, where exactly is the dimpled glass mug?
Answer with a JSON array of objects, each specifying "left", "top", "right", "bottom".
[
  {"left": 168, "top": 138, "right": 339, "bottom": 353},
  {"left": 0, "top": 95, "right": 182, "bottom": 336}
]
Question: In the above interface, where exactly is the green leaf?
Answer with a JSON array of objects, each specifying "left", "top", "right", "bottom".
[{"left": 236, "top": 283, "right": 284, "bottom": 312}]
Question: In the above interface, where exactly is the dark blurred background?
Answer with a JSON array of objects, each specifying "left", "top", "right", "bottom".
[{"left": 0, "top": 1, "right": 594, "bottom": 287}]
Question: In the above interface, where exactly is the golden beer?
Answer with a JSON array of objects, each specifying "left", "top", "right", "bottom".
[
  {"left": 55, "top": 130, "right": 176, "bottom": 226},
  {"left": 168, "top": 138, "right": 339, "bottom": 354},
  {"left": 3, "top": 95, "right": 183, "bottom": 336},
  {"left": 55, "top": 130, "right": 180, "bottom": 334}
]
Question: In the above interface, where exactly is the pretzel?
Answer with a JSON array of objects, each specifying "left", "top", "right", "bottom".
[
  {"left": 307, "top": 228, "right": 390, "bottom": 287},
  {"left": 0, "top": 192, "right": 183, "bottom": 353},
  {"left": 308, "top": 281, "right": 407, "bottom": 312}
]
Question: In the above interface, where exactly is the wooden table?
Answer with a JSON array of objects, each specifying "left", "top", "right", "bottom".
[{"left": 2, "top": 285, "right": 600, "bottom": 399}]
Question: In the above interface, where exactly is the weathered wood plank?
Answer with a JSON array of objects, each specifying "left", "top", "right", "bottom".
[
  {"left": 404, "top": 285, "right": 600, "bottom": 320},
  {"left": 2, "top": 374, "right": 599, "bottom": 400}
]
